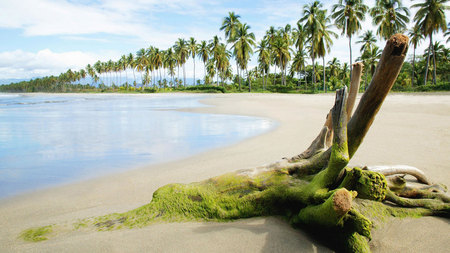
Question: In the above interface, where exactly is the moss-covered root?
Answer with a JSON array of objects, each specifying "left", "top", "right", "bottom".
[
  {"left": 338, "top": 167, "right": 387, "bottom": 201},
  {"left": 295, "top": 188, "right": 355, "bottom": 227},
  {"left": 344, "top": 232, "right": 371, "bottom": 253},
  {"left": 385, "top": 190, "right": 450, "bottom": 214}
]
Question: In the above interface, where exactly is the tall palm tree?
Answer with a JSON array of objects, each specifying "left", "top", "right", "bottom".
[
  {"left": 85, "top": 64, "right": 98, "bottom": 85},
  {"left": 221, "top": 12, "right": 242, "bottom": 85},
  {"left": 293, "top": 22, "right": 307, "bottom": 53},
  {"left": 300, "top": 1, "right": 324, "bottom": 89},
  {"left": 408, "top": 25, "right": 424, "bottom": 87},
  {"left": 412, "top": 0, "right": 448, "bottom": 85},
  {"left": 232, "top": 23, "right": 256, "bottom": 91},
  {"left": 271, "top": 36, "right": 291, "bottom": 86},
  {"left": 174, "top": 38, "right": 189, "bottom": 86},
  {"left": 188, "top": 37, "right": 198, "bottom": 86},
  {"left": 315, "top": 10, "right": 337, "bottom": 92},
  {"left": 127, "top": 53, "right": 136, "bottom": 88},
  {"left": 153, "top": 48, "right": 163, "bottom": 88},
  {"left": 198, "top": 40, "right": 210, "bottom": 85},
  {"left": 256, "top": 39, "right": 271, "bottom": 89},
  {"left": 356, "top": 30, "right": 377, "bottom": 53},
  {"left": 209, "top": 36, "right": 222, "bottom": 86},
  {"left": 290, "top": 49, "right": 307, "bottom": 88},
  {"left": 165, "top": 48, "right": 176, "bottom": 86},
  {"left": 370, "top": 0, "right": 410, "bottom": 40},
  {"left": 332, "top": 0, "right": 369, "bottom": 78},
  {"left": 136, "top": 48, "right": 148, "bottom": 88},
  {"left": 93, "top": 61, "right": 103, "bottom": 85},
  {"left": 120, "top": 55, "right": 128, "bottom": 88}
]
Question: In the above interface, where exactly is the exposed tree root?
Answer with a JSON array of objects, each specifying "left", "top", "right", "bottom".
[{"left": 19, "top": 34, "right": 449, "bottom": 252}]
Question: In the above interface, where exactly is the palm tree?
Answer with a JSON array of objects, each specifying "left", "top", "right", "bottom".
[
  {"left": 357, "top": 30, "right": 377, "bottom": 53},
  {"left": 127, "top": 53, "right": 137, "bottom": 88},
  {"left": 300, "top": 1, "right": 324, "bottom": 89},
  {"left": 271, "top": 36, "right": 291, "bottom": 86},
  {"left": 290, "top": 49, "right": 307, "bottom": 88},
  {"left": 174, "top": 38, "right": 189, "bottom": 86},
  {"left": 232, "top": 23, "right": 256, "bottom": 91},
  {"left": 315, "top": 10, "right": 337, "bottom": 92},
  {"left": 188, "top": 37, "right": 198, "bottom": 86},
  {"left": 153, "top": 48, "right": 163, "bottom": 88},
  {"left": 357, "top": 46, "right": 382, "bottom": 90},
  {"left": 120, "top": 55, "right": 128, "bottom": 88},
  {"left": 220, "top": 12, "right": 241, "bottom": 43},
  {"left": 412, "top": 0, "right": 448, "bottom": 85},
  {"left": 198, "top": 40, "right": 210, "bottom": 85},
  {"left": 220, "top": 12, "right": 242, "bottom": 85},
  {"left": 370, "top": 0, "right": 410, "bottom": 40},
  {"left": 256, "top": 39, "right": 271, "bottom": 89},
  {"left": 136, "top": 48, "right": 148, "bottom": 88},
  {"left": 332, "top": 0, "right": 369, "bottom": 78},
  {"left": 93, "top": 61, "right": 104, "bottom": 85},
  {"left": 408, "top": 25, "right": 424, "bottom": 87},
  {"left": 85, "top": 64, "right": 98, "bottom": 85},
  {"left": 165, "top": 48, "right": 176, "bottom": 86},
  {"left": 215, "top": 43, "right": 231, "bottom": 87}
]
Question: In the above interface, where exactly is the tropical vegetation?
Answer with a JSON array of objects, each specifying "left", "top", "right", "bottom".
[{"left": 1, "top": 0, "right": 448, "bottom": 93}]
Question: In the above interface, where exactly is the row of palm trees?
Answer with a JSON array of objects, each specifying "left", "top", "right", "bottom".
[{"left": 45, "top": 0, "right": 450, "bottom": 91}]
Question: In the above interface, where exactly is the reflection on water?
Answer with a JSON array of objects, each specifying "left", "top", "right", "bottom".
[{"left": 0, "top": 94, "right": 274, "bottom": 199}]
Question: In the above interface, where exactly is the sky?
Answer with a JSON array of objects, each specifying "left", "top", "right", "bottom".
[{"left": 0, "top": 0, "right": 448, "bottom": 82}]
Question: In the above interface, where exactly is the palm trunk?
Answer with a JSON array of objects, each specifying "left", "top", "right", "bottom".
[
  {"left": 204, "top": 62, "right": 207, "bottom": 85},
  {"left": 132, "top": 68, "right": 136, "bottom": 88},
  {"left": 247, "top": 67, "right": 251, "bottom": 92},
  {"left": 237, "top": 63, "right": 241, "bottom": 91},
  {"left": 183, "top": 64, "right": 186, "bottom": 87},
  {"left": 424, "top": 37, "right": 431, "bottom": 86},
  {"left": 312, "top": 57, "right": 316, "bottom": 91},
  {"left": 177, "top": 65, "right": 180, "bottom": 86},
  {"left": 323, "top": 57, "right": 326, "bottom": 93},
  {"left": 193, "top": 58, "right": 196, "bottom": 86},
  {"left": 349, "top": 35, "right": 353, "bottom": 80},
  {"left": 431, "top": 33, "right": 437, "bottom": 85},
  {"left": 125, "top": 68, "right": 128, "bottom": 89},
  {"left": 273, "top": 65, "right": 277, "bottom": 86},
  {"left": 411, "top": 45, "right": 416, "bottom": 88}
]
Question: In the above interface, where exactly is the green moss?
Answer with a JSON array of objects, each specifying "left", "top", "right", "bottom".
[
  {"left": 339, "top": 167, "right": 387, "bottom": 201},
  {"left": 20, "top": 225, "right": 53, "bottom": 242}
]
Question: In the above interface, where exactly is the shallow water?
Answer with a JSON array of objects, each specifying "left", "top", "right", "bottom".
[{"left": 0, "top": 93, "right": 274, "bottom": 199}]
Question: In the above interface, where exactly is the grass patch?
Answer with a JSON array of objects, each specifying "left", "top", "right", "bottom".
[{"left": 20, "top": 225, "right": 53, "bottom": 242}]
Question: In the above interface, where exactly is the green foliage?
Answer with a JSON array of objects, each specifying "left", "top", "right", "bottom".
[{"left": 176, "top": 85, "right": 226, "bottom": 93}]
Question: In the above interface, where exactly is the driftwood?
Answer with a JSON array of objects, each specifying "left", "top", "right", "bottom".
[{"left": 20, "top": 34, "right": 450, "bottom": 252}]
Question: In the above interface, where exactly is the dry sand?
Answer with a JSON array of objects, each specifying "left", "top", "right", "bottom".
[{"left": 0, "top": 93, "right": 449, "bottom": 252}]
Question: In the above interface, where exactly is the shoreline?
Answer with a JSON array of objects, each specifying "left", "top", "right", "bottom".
[{"left": 1, "top": 93, "right": 449, "bottom": 252}]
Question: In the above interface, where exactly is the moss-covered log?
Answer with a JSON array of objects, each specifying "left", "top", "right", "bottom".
[{"left": 20, "top": 34, "right": 450, "bottom": 252}]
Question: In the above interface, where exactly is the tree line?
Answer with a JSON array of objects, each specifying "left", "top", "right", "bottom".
[{"left": 1, "top": 0, "right": 448, "bottom": 93}]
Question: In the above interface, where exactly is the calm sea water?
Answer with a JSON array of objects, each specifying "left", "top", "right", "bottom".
[{"left": 0, "top": 93, "right": 274, "bottom": 199}]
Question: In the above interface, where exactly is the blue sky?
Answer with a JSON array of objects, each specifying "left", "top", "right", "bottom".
[{"left": 0, "top": 0, "right": 448, "bottom": 81}]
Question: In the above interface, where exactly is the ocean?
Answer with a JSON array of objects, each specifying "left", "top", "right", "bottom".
[{"left": 0, "top": 93, "right": 274, "bottom": 199}]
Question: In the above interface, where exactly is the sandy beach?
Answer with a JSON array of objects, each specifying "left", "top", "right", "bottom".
[{"left": 0, "top": 93, "right": 449, "bottom": 252}]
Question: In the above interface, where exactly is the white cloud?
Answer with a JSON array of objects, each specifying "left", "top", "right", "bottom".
[{"left": 0, "top": 49, "right": 119, "bottom": 79}]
